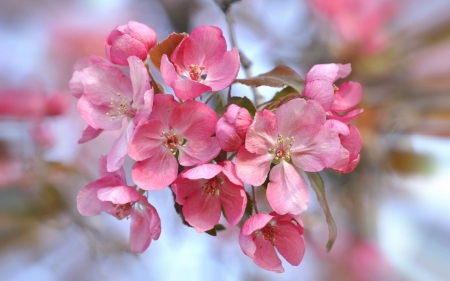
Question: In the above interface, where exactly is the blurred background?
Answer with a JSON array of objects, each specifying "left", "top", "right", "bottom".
[{"left": 1, "top": 0, "right": 449, "bottom": 280}]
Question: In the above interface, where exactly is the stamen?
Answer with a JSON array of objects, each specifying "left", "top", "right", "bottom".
[
  {"left": 188, "top": 65, "right": 206, "bottom": 81},
  {"left": 202, "top": 177, "right": 222, "bottom": 196},
  {"left": 161, "top": 131, "right": 185, "bottom": 155},
  {"left": 105, "top": 92, "right": 132, "bottom": 121},
  {"left": 269, "top": 134, "right": 295, "bottom": 164},
  {"left": 261, "top": 224, "right": 279, "bottom": 245}
]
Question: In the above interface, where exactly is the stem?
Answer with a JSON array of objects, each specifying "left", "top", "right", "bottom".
[
  {"left": 204, "top": 91, "right": 218, "bottom": 104},
  {"left": 224, "top": 7, "right": 263, "bottom": 105},
  {"left": 251, "top": 185, "right": 259, "bottom": 214},
  {"left": 227, "top": 84, "right": 232, "bottom": 103}
]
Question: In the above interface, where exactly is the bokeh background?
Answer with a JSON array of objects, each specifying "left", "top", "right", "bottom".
[{"left": 1, "top": 0, "right": 450, "bottom": 280}]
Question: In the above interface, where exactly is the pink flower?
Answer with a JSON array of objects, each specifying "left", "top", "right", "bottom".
[
  {"left": 76, "top": 156, "right": 161, "bottom": 253},
  {"left": 302, "top": 63, "right": 352, "bottom": 111},
  {"left": 327, "top": 81, "right": 363, "bottom": 123},
  {"left": 105, "top": 21, "right": 157, "bottom": 66},
  {"left": 239, "top": 213, "right": 306, "bottom": 273},
  {"left": 160, "top": 25, "right": 240, "bottom": 100},
  {"left": 128, "top": 94, "right": 221, "bottom": 191},
  {"left": 326, "top": 120, "right": 362, "bottom": 173},
  {"left": 71, "top": 55, "right": 154, "bottom": 171},
  {"left": 216, "top": 104, "right": 252, "bottom": 152},
  {"left": 311, "top": 0, "right": 397, "bottom": 53},
  {"left": 236, "top": 98, "right": 340, "bottom": 215},
  {"left": 172, "top": 161, "right": 247, "bottom": 232}
]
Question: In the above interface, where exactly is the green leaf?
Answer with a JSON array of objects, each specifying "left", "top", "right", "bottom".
[
  {"left": 216, "top": 96, "right": 256, "bottom": 118},
  {"left": 215, "top": 95, "right": 223, "bottom": 111},
  {"left": 272, "top": 86, "right": 299, "bottom": 101},
  {"left": 306, "top": 172, "right": 337, "bottom": 252},
  {"left": 205, "top": 224, "right": 226, "bottom": 236},
  {"left": 235, "top": 66, "right": 304, "bottom": 93}
]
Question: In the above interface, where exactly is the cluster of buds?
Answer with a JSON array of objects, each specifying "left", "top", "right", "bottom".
[{"left": 70, "top": 21, "right": 363, "bottom": 272}]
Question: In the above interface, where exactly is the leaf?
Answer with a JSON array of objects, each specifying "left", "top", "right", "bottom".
[
  {"left": 306, "top": 172, "right": 337, "bottom": 252},
  {"left": 236, "top": 66, "right": 304, "bottom": 93},
  {"left": 149, "top": 32, "right": 187, "bottom": 70},
  {"left": 205, "top": 224, "right": 226, "bottom": 236},
  {"left": 216, "top": 96, "right": 256, "bottom": 118},
  {"left": 272, "top": 86, "right": 299, "bottom": 101},
  {"left": 215, "top": 95, "right": 223, "bottom": 111},
  {"left": 264, "top": 93, "right": 301, "bottom": 111}
]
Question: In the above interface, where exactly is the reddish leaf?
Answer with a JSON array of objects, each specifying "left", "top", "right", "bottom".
[
  {"left": 236, "top": 66, "right": 304, "bottom": 93},
  {"left": 306, "top": 172, "right": 337, "bottom": 252},
  {"left": 149, "top": 33, "right": 187, "bottom": 70}
]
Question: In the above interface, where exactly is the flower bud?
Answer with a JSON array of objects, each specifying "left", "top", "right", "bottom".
[
  {"left": 105, "top": 21, "right": 156, "bottom": 66},
  {"left": 216, "top": 104, "right": 252, "bottom": 152}
]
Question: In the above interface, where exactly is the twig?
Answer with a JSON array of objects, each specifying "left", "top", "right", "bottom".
[
  {"left": 223, "top": 5, "right": 264, "bottom": 106},
  {"left": 204, "top": 91, "right": 218, "bottom": 104},
  {"left": 251, "top": 185, "right": 259, "bottom": 214}
]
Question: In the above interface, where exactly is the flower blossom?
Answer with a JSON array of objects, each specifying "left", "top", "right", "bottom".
[
  {"left": 128, "top": 94, "right": 221, "bottom": 191},
  {"left": 77, "top": 156, "right": 161, "bottom": 253},
  {"left": 239, "top": 213, "right": 306, "bottom": 273},
  {"left": 325, "top": 120, "right": 362, "bottom": 173},
  {"left": 105, "top": 21, "right": 157, "bottom": 66},
  {"left": 160, "top": 25, "right": 240, "bottom": 100},
  {"left": 216, "top": 104, "right": 252, "bottom": 152},
  {"left": 236, "top": 98, "right": 340, "bottom": 215},
  {"left": 70, "top": 55, "right": 154, "bottom": 171},
  {"left": 172, "top": 161, "right": 247, "bottom": 232},
  {"left": 327, "top": 81, "right": 363, "bottom": 123}
]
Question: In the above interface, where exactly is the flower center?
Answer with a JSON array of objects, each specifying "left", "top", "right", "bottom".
[
  {"left": 333, "top": 84, "right": 339, "bottom": 93},
  {"left": 161, "top": 131, "right": 185, "bottom": 154},
  {"left": 261, "top": 224, "right": 279, "bottom": 246},
  {"left": 106, "top": 93, "right": 134, "bottom": 120},
  {"left": 189, "top": 64, "right": 206, "bottom": 81},
  {"left": 202, "top": 177, "right": 223, "bottom": 196},
  {"left": 268, "top": 134, "right": 295, "bottom": 164},
  {"left": 112, "top": 202, "right": 134, "bottom": 219}
]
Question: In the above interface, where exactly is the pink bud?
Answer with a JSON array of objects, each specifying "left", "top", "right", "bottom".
[
  {"left": 216, "top": 104, "right": 252, "bottom": 152},
  {"left": 105, "top": 21, "right": 156, "bottom": 66}
]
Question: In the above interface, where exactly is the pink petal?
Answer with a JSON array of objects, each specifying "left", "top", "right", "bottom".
[
  {"left": 302, "top": 80, "right": 335, "bottom": 111},
  {"left": 69, "top": 70, "right": 85, "bottom": 99},
  {"left": 78, "top": 125, "right": 103, "bottom": 144},
  {"left": 127, "top": 119, "right": 165, "bottom": 161},
  {"left": 324, "top": 119, "right": 350, "bottom": 136},
  {"left": 129, "top": 201, "right": 161, "bottom": 253},
  {"left": 124, "top": 21, "right": 157, "bottom": 50},
  {"left": 170, "top": 100, "right": 218, "bottom": 141},
  {"left": 216, "top": 117, "right": 244, "bottom": 152},
  {"left": 330, "top": 81, "right": 362, "bottom": 112},
  {"left": 133, "top": 89, "right": 154, "bottom": 125},
  {"left": 131, "top": 148, "right": 178, "bottom": 190},
  {"left": 82, "top": 62, "right": 133, "bottom": 106},
  {"left": 219, "top": 160, "right": 244, "bottom": 186},
  {"left": 172, "top": 175, "right": 205, "bottom": 205},
  {"left": 219, "top": 178, "right": 246, "bottom": 226},
  {"left": 77, "top": 95, "right": 123, "bottom": 130},
  {"left": 274, "top": 221, "right": 306, "bottom": 266},
  {"left": 290, "top": 124, "right": 340, "bottom": 172},
  {"left": 204, "top": 48, "right": 240, "bottom": 91},
  {"left": 241, "top": 213, "right": 274, "bottom": 236},
  {"left": 254, "top": 235, "right": 284, "bottom": 273},
  {"left": 107, "top": 121, "right": 134, "bottom": 172},
  {"left": 148, "top": 94, "right": 179, "bottom": 128},
  {"left": 183, "top": 189, "right": 221, "bottom": 232},
  {"left": 160, "top": 54, "right": 180, "bottom": 88},
  {"left": 178, "top": 137, "right": 221, "bottom": 166},
  {"left": 267, "top": 161, "right": 310, "bottom": 215},
  {"left": 328, "top": 108, "right": 364, "bottom": 123},
  {"left": 182, "top": 164, "right": 222, "bottom": 180},
  {"left": 76, "top": 177, "right": 121, "bottom": 216},
  {"left": 128, "top": 56, "right": 152, "bottom": 106},
  {"left": 305, "top": 63, "right": 351, "bottom": 83},
  {"left": 235, "top": 146, "right": 273, "bottom": 186},
  {"left": 98, "top": 155, "right": 126, "bottom": 181},
  {"left": 109, "top": 35, "right": 148, "bottom": 66},
  {"left": 173, "top": 25, "right": 227, "bottom": 69},
  {"left": 245, "top": 110, "right": 277, "bottom": 154},
  {"left": 96, "top": 185, "right": 141, "bottom": 205},
  {"left": 171, "top": 79, "right": 212, "bottom": 100},
  {"left": 276, "top": 98, "right": 326, "bottom": 138}
]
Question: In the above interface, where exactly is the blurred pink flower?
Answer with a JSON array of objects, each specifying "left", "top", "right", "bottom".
[
  {"left": 172, "top": 161, "right": 246, "bottom": 232},
  {"left": 160, "top": 25, "right": 240, "bottom": 100},
  {"left": 105, "top": 21, "right": 157, "bottom": 66},
  {"left": 128, "top": 94, "right": 220, "bottom": 191},
  {"left": 76, "top": 155, "right": 161, "bottom": 253},
  {"left": 311, "top": 0, "right": 397, "bottom": 53},
  {"left": 236, "top": 98, "right": 340, "bottom": 215},
  {"left": 216, "top": 104, "right": 252, "bottom": 152},
  {"left": 239, "top": 213, "right": 305, "bottom": 273}
]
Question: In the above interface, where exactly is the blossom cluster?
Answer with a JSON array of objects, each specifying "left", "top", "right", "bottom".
[{"left": 70, "top": 21, "right": 363, "bottom": 272}]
